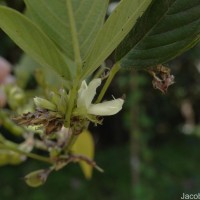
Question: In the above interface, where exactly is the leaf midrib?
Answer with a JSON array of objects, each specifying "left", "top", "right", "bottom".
[{"left": 140, "top": 18, "right": 200, "bottom": 49}]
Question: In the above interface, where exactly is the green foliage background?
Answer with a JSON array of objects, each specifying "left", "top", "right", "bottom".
[{"left": 0, "top": 1, "right": 200, "bottom": 200}]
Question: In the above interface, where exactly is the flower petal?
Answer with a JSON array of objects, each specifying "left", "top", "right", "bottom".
[
  {"left": 77, "top": 79, "right": 101, "bottom": 109},
  {"left": 77, "top": 80, "right": 88, "bottom": 107},
  {"left": 88, "top": 98, "right": 124, "bottom": 116}
]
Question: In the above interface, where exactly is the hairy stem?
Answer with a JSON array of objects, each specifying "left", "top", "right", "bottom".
[{"left": 0, "top": 143, "right": 52, "bottom": 164}]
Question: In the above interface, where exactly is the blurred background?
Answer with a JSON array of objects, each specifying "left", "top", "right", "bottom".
[{"left": 0, "top": 1, "right": 200, "bottom": 200}]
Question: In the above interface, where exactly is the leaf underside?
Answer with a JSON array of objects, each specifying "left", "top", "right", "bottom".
[
  {"left": 115, "top": 0, "right": 200, "bottom": 68},
  {"left": 0, "top": 6, "right": 73, "bottom": 81},
  {"left": 25, "top": 0, "right": 108, "bottom": 61},
  {"left": 81, "top": 0, "right": 153, "bottom": 79}
]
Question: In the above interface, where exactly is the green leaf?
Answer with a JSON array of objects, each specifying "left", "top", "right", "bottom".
[
  {"left": 81, "top": 0, "right": 152, "bottom": 79},
  {"left": 0, "top": 6, "right": 74, "bottom": 81},
  {"left": 72, "top": 130, "right": 94, "bottom": 179},
  {"left": 15, "top": 55, "right": 72, "bottom": 90},
  {"left": 115, "top": 0, "right": 200, "bottom": 68},
  {"left": 15, "top": 55, "right": 38, "bottom": 88},
  {"left": 25, "top": 0, "right": 108, "bottom": 61}
]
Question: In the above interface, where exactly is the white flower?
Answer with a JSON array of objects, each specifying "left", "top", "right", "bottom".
[{"left": 77, "top": 78, "right": 124, "bottom": 116}]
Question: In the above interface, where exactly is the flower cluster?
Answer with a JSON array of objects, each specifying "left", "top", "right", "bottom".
[{"left": 14, "top": 78, "right": 124, "bottom": 135}]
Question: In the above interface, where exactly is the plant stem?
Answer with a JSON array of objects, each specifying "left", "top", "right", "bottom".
[
  {"left": 0, "top": 143, "right": 52, "bottom": 164},
  {"left": 65, "top": 0, "right": 83, "bottom": 127},
  {"left": 65, "top": 134, "right": 78, "bottom": 152},
  {"left": 64, "top": 79, "right": 78, "bottom": 127},
  {"left": 95, "top": 62, "right": 121, "bottom": 103}
]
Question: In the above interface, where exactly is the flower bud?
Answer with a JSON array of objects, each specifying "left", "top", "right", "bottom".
[
  {"left": 50, "top": 90, "right": 68, "bottom": 115},
  {"left": 59, "top": 89, "right": 68, "bottom": 115},
  {"left": 50, "top": 91, "right": 60, "bottom": 106},
  {"left": 34, "top": 97, "right": 56, "bottom": 111},
  {"left": 59, "top": 89, "right": 68, "bottom": 102},
  {"left": 8, "top": 151, "right": 25, "bottom": 165},
  {"left": 7, "top": 86, "right": 25, "bottom": 109},
  {"left": 24, "top": 169, "right": 51, "bottom": 187},
  {"left": 50, "top": 91, "right": 63, "bottom": 114},
  {"left": 0, "top": 150, "right": 9, "bottom": 166},
  {"left": 0, "top": 149, "right": 25, "bottom": 165}
]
